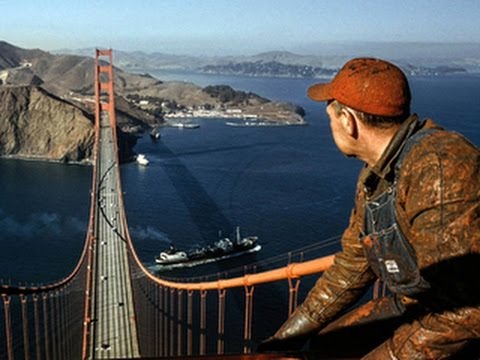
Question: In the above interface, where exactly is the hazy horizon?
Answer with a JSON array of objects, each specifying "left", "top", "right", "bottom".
[{"left": 50, "top": 40, "right": 480, "bottom": 60}]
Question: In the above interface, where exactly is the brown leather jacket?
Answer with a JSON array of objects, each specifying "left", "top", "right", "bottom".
[{"left": 277, "top": 115, "right": 480, "bottom": 358}]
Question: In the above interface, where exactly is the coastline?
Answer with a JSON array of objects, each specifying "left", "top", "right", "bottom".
[
  {"left": 0, "top": 154, "right": 93, "bottom": 166},
  {"left": 163, "top": 109, "right": 306, "bottom": 125}
]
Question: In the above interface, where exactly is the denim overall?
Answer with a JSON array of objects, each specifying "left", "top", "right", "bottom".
[{"left": 361, "top": 129, "right": 436, "bottom": 297}]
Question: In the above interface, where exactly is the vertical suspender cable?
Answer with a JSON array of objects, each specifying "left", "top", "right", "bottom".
[
  {"left": 65, "top": 287, "right": 73, "bottom": 360},
  {"left": 20, "top": 294, "right": 30, "bottom": 360},
  {"left": 33, "top": 294, "right": 41, "bottom": 360},
  {"left": 151, "top": 280, "right": 156, "bottom": 356},
  {"left": 55, "top": 291, "right": 62, "bottom": 359},
  {"left": 217, "top": 289, "right": 226, "bottom": 355},
  {"left": 169, "top": 288, "right": 175, "bottom": 356},
  {"left": 149, "top": 280, "right": 155, "bottom": 356},
  {"left": 60, "top": 289, "right": 69, "bottom": 359},
  {"left": 50, "top": 294, "right": 57, "bottom": 360},
  {"left": 187, "top": 290, "right": 194, "bottom": 356},
  {"left": 199, "top": 290, "right": 207, "bottom": 355},
  {"left": 288, "top": 278, "right": 301, "bottom": 316},
  {"left": 2, "top": 295, "right": 13, "bottom": 360},
  {"left": 163, "top": 286, "right": 169, "bottom": 356},
  {"left": 177, "top": 289, "right": 183, "bottom": 356},
  {"left": 158, "top": 286, "right": 163, "bottom": 357},
  {"left": 55, "top": 291, "right": 63, "bottom": 360},
  {"left": 42, "top": 294, "right": 50, "bottom": 360},
  {"left": 243, "top": 286, "right": 255, "bottom": 354}
]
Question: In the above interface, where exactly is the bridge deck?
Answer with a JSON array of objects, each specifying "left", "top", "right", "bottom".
[{"left": 89, "top": 111, "right": 140, "bottom": 358}]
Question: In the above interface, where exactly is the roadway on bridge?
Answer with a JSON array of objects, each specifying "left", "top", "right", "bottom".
[{"left": 89, "top": 111, "right": 140, "bottom": 358}]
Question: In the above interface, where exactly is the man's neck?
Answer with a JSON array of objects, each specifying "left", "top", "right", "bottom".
[{"left": 359, "top": 125, "right": 401, "bottom": 168}]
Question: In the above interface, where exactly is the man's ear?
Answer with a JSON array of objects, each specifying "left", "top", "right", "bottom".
[{"left": 341, "top": 108, "right": 358, "bottom": 139}]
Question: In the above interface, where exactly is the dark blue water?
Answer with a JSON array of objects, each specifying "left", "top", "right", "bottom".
[{"left": 1, "top": 74, "right": 479, "bottom": 284}]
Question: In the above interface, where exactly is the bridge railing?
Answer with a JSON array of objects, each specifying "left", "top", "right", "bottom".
[
  {"left": 121, "top": 204, "right": 337, "bottom": 357},
  {"left": 124, "top": 238, "right": 386, "bottom": 358},
  {"left": 0, "top": 208, "right": 94, "bottom": 360}
]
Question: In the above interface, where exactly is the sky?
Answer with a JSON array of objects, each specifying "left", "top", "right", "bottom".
[{"left": 1, "top": 0, "right": 480, "bottom": 56}]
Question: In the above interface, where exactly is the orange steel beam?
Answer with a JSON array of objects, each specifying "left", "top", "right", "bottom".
[
  {"left": 96, "top": 49, "right": 111, "bottom": 56},
  {"left": 99, "top": 66, "right": 110, "bottom": 73},
  {"left": 101, "top": 103, "right": 110, "bottom": 112}
]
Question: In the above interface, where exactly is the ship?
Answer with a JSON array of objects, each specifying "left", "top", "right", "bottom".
[
  {"left": 155, "top": 227, "right": 260, "bottom": 268},
  {"left": 136, "top": 154, "right": 149, "bottom": 166},
  {"left": 150, "top": 128, "right": 161, "bottom": 140},
  {"left": 171, "top": 122, "right": 200, "bottom": 129}
]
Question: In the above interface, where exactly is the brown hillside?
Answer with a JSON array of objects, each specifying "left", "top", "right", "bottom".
[{"left": 0, "top": 86, "right": 94, "bottom": 162}]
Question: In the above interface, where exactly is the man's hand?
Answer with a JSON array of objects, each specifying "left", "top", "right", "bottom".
[{"left": 257, "top": 306, "right": 320, "bottom": 352}]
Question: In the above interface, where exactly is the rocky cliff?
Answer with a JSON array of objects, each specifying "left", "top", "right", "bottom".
[{"left": 0, "top": 86, "right": 94, "bottom": 162}]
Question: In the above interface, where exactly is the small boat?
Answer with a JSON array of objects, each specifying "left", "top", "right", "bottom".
[
  {"left": 171, "top": 123, "right": 200, "bottom": 129},
  {"left": 136, "top": 154, "right": 149, "bottom": 166},
  {"left": 225, "top": 121, "right": 243, "bottom": 127},
  {"left": 155, "top": 227, "right": 260, "bottom": 268},
  {"left": 150, "top": 128, "right": 161, "bottom": 140}
]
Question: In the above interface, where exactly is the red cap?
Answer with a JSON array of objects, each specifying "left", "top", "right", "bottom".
[{"left": 307, "top": 58, "right": 411, "bottom": 117}]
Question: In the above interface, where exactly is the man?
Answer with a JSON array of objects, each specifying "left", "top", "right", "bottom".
[{"left": 259, "top": 58, "right": 480, "bottom": 359}]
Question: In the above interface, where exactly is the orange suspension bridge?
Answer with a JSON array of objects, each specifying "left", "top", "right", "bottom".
[{"left": 0, "top": 50, "right": 344, "bottom": 359}]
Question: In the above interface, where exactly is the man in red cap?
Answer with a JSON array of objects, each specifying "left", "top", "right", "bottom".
[{"left": 260, "top": 58, "right": 480, "bottom": 359}]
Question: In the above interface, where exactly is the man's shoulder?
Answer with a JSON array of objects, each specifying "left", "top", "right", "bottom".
[
  {"left": 417, "top": 126, "right": 478, "bottom": 156},
  {"left": 399, "top": 123, "right": 479, "bottom": 178},
  {"left": 407, "top": 118, "right": 478, "bottom": 156}
]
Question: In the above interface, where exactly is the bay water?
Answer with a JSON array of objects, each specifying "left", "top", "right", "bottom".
[{"left": 0, "top": 72, "right": 479, "bottom": 298}]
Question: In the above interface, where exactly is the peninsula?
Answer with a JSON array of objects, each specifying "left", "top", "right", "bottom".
[{"left": 125, "top": 84, "right": 305, "bottom": 126}]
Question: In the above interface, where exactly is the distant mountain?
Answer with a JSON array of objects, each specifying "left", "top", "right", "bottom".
[
  {"left": 56, "top": 44, "right": 480, "bottom": 78},
  {"left": 55, "top": 47, "right": 206, "bottom": 71},
  {"left": 296, "top": 41, "right": 480, "bottom": 62},
  {"left": 54, "top": 48, "right": 343, "bottom": 74}
]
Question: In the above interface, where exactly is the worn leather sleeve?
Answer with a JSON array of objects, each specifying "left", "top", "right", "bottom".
[
  {"left": 297, "top": 179, "right": 377, "bottom": 328},
  {"left": 364, "top": 305, "right": 480, "bottom": 360},
  {"left": 386, "top": 130, "right": 480, "bottom": 358},
  {"left": 264, "top": 180, "right": 376, "bottom": 346}
]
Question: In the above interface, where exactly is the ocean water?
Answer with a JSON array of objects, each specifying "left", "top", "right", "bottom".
[{"left": 1, "top": 73, "right": 479, "bottom": 286}]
